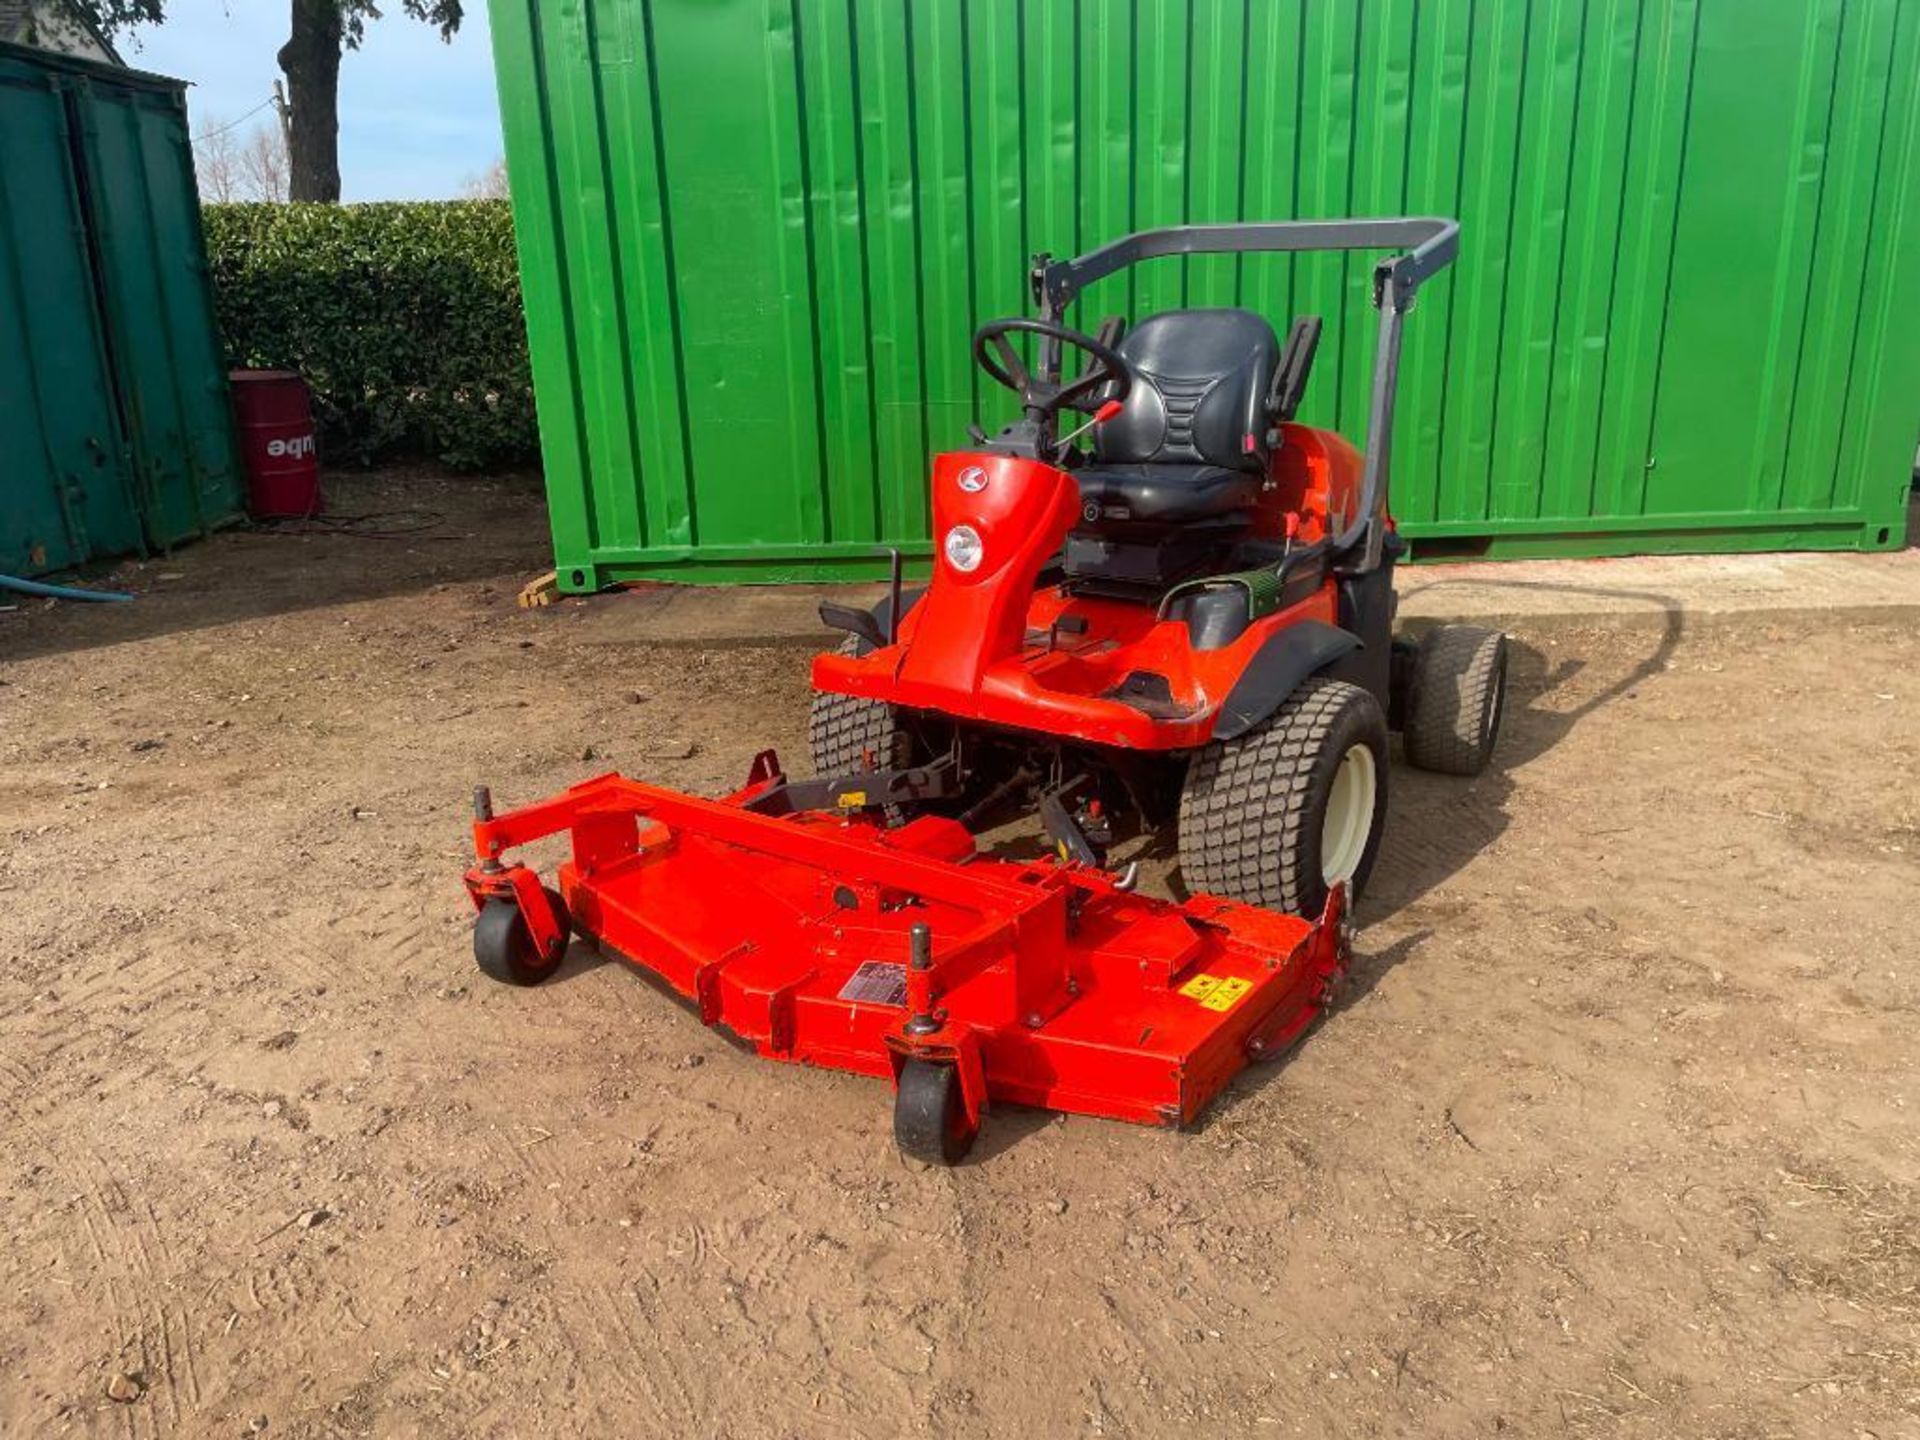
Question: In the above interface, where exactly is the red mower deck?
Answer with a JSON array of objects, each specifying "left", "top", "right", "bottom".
[{"left": 464, "top": 761, "right": 1349, "bottom": 1132}]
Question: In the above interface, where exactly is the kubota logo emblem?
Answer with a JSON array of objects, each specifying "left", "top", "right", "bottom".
[
  {"left": 266, "top": 435, "right": 316, "bottom": 459},
  {"left": 957, "top": 465, "right": 988, "bottom": 493}
]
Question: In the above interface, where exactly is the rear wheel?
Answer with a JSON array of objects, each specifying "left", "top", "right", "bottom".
[
  {"left": 1403, "top": 625, "right": 1508, "bottom": 776},
  {"left": 807, "top": 637, "right": 907, "bottom": 776},
  {"left": 893, "top": 1059, "right": 977, "bottom": 1166},
  {"left": 1178, "top": 678, "right": 1389, "bottom": 916}
]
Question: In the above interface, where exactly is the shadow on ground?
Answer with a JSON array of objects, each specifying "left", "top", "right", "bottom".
[
  {"left": 0, "top": 470, "right": 552, "bottom": 664},
  {"left": 1196, "top": 581, "right": 1686, "bottom": 1133},
  {"left": 1363, "top": 580, "right": 1684, "bottom": 919}
]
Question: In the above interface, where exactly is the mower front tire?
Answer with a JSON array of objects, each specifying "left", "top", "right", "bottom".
[
  {"left": 893, "top": 1059, "right": 977, "bottom": 1166},
  {"left": 807, "top": 638, "right": 907, "bottom": 776},
  {"left": 473, "top": 887, "right": 571, "bottom": 987},
  {"left": 1403, "top": 625, "right": 1508, "bottom": 776},
  {"left": 1178, "top": 678, "right": 1389, "bottom": 917}
]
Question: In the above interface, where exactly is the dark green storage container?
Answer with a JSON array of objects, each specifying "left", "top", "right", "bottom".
[
  {"left": 488, "top": 0, "right": 1920, "bottom": 588},
  {"left": 0, "top": 42, "right": 242, "bottom": 580}
]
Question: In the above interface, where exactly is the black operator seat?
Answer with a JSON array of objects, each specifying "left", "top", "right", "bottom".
[{"left": 1076, "top": 308, "right": 1282, "bottom": 527}]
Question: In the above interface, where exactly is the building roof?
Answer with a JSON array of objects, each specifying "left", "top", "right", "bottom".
[{"left": 0, "top": 0, "right": 122, "bottom": 65}]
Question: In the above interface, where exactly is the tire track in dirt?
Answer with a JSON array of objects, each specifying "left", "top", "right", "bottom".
[
  {"left": 489, "top": 1120, "right": 564, "bottom": 1191},
  {"left": 253, "top": 888, "right": 434, "bottom": 999},
  {"left": 512, "top": 1277, "right": 697, "bottom": 1432},
  {"left": 529, "top": 1203, "right": 831, "bottom": 1430},
  {"left": 797, "top": 1299, "right": 864, "bottom": 1418},
  {"left": 358, "top": 892, "right": 446, "bottom": 982},
  {"left": 12, "top": 946, "right": 199, "bottom": 1080},
  {"left": 0, "top": 1050, "right": 199, "bottom": 1437},
  {"left": 10, "top": 893, "right": 420, "bottom": 1436},
  {"left": 0, "top": 1060, "right": 155, "bottom": 1438},
  {"left": 588, "top": 1277, "right": 704, "bottom": 1426},
  {"left": 251, "top": 888, "right": 466, "bottom": 1110},
  {"left": 80, "top": 1145, "right": 202, "bottom": 1436},
  {"left": 138, "top": 1189, "right": 202, "bottom": 1413},
  {"left": 44, "top": 950, "right": 188, "bottom": 1016}
]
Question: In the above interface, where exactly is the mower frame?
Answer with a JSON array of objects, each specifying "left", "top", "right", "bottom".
[{"left": 1032, "top": 217, "right": 1459, "bottom": 572}]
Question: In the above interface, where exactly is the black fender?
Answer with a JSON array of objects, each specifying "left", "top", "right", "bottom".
[
  {"left": 1210, "top": 620, "right": 1361, "bottom": 742},
  {"left": 818, "top": 586, "right": 926, "bottom": 655},
  {"left": 871, "top": 585, "right": 926, "bottom": 650}
]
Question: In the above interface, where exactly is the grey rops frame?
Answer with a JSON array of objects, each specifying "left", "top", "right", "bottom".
[{"left": 1031, "top": 217, "right": 1462, "bottom": 573}]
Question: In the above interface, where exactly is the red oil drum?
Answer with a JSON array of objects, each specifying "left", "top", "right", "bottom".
[{"left": 230, "top": 369, "right": 320, "bottom": 519}]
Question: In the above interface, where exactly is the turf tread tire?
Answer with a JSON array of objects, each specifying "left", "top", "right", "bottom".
[
  {"left": 1178, "top": 678, "right": 1388, "bottom": 916},
  {"left": 1403, "top": 625, "right": 1507, "bottom": 776},
  {"left": 807, "top": 637, "right": 905, "bottom": 776}
]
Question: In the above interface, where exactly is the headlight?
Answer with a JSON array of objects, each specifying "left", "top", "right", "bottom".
[{"left": 942, "top": 524, "right": 984, "bottom": 573}]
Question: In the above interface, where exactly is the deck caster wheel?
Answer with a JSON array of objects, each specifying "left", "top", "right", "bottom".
[
  {"left": 893, "top": 1059, "right": 977, "bottom": 1166},
  {"left": 473, "top": 886, "right": 571, "bottom": 987}
]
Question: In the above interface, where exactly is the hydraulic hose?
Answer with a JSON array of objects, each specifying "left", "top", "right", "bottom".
[{"left": 0, "top": 574, "right": 135, "bottom": 603}]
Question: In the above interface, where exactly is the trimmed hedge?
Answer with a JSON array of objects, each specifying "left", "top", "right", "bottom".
[{"left": 202, "top": 201, "right": 537, "bottom": 470}]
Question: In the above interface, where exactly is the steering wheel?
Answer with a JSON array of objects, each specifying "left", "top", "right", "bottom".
[{"left": 972, "top": 317, "right": 1133, "bottom": 419}]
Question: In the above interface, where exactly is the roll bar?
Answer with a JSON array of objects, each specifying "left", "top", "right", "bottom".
[{"left": 1029, "top": 218, "right": 1460, "bottom": 570}]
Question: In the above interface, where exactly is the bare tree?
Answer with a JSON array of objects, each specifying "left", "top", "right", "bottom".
[
  {"left": 194, "top": 119, "right": 241, "bottom": 203},
  {"left": 193, "top": 116, "right": 290, "bottom": 204},
  {"left": 461, "top": 157, "right": 509, "bottom": 200},
  {"left": 238, "top": 126, "right": 290, "bottom": 203}
]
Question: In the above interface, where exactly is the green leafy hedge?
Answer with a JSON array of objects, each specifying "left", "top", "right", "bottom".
[{"left": 202, "top": 201, "right": 537, "bottom": 470}]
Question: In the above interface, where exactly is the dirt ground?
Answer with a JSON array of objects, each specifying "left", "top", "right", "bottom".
[{"left": 3, "top": 470, "right": 1918, "bottom": 1439}]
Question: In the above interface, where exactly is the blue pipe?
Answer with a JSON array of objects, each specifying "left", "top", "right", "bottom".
[{"left": 0, "top": 574, "right": 135, "bottom": 603}]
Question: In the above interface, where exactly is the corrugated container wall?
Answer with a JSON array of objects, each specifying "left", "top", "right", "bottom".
[
  {"left": 0, "top": 43, "right": 241, "bottom": 579},
  {"left": 489, "top": 0, "right": 1920, "bottom": 589}
]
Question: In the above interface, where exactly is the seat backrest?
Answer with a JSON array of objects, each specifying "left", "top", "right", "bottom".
[{"left": 1093, "top": 308, "right": 1281, "bottom": 472}]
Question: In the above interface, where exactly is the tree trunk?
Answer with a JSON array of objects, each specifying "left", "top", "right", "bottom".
[{"left": 277, "top": 0, "right": 343, "bottom": 202}]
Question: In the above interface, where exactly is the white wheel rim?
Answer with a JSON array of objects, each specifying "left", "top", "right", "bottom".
[{"left": 1321, "top": 742, "right": 1377, "bottom": 886}]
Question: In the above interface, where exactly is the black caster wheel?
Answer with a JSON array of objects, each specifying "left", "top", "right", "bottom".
[
  {"left": 473, "top": 886, "right": 571, "bottom": 986},
  {"left": 893, "top": 1058, "right": 978, "bottom": 1166}
]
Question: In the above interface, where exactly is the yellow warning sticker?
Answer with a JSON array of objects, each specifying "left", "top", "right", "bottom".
[
  {"left": 1202, "top": 977, "right": 1253, "bottom": 1011},
  {"left": 836, "top": 790, "right": 868, "bottom": 809},
  {"left": 1180, "top": 973, "right": 1252, "bottom": 1011},
  {"left": 1179, "top": 974, "right": 1220, "bottom": 1001}
]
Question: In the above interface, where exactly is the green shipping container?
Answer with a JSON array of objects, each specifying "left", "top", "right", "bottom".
[
  {"left": 488, "top": 0, "right": 1920, "bottom": 589},
  {"left": 0, "top": 42, "right": 242, "bottom": 579}
]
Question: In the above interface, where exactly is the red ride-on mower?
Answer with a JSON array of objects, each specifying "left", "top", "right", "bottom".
[{"left": 465, "top": 218, "right": 1508, "bottom": 1165}]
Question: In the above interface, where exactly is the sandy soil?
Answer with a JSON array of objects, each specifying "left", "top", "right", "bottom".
[{"left": 3, "top": 470, "right": 1918, "bottom": 1439}]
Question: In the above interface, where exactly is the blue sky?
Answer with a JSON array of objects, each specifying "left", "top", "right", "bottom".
[{"left": 122, "top": 0, "right": 505, "bottom": 201}]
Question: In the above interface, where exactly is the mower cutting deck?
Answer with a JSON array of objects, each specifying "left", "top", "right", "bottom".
[
  {"left": 465, "top": 762, "right": 1347, "bottom": 1162},
  {"left": 465, "top": 216, "right": 1507, "bottom": 1163}
]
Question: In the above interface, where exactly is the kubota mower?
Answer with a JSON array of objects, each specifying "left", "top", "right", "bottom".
[{"left": 465, "top": 218, "right": 1508, "bottom": 1165}]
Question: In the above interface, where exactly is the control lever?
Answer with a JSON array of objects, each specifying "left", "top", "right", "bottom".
[
  {"left": 1039, "top": 776, "right": 1110, "bottom": 868},
  {"left": 1269, "top": 315, "right": 1323, "bottom": 421},
  {"left": 1058, "top": 398, "right": 1124, "bottom": 449}
]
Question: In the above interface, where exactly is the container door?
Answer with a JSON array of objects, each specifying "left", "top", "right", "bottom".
[
  {"left": 0, "top": 61, "right": 140, "bottom": 576},
  {"left": 67, "top": 75, "right": 244, "bottom": 551}
]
